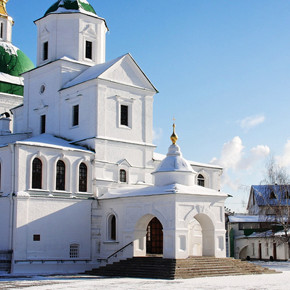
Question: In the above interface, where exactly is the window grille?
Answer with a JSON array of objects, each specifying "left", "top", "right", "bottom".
[{"left": 70, "top": 244, "right": 79, "bottom": 258}]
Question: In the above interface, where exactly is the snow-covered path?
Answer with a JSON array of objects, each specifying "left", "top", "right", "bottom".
[{"left": 0, "top": 261, "right": 289, "bottom": 290}]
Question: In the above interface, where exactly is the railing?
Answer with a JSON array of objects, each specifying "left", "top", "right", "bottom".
[{"left": 98, "top": 241, "right": 133, "bottom": 263}]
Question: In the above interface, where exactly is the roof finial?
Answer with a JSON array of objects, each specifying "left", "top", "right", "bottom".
[
  {"left": 0, "top": 0, "right": 8, "bottom": 17},
  {"left": 170, "top": 117, "right": 178, "bottom": 145}
]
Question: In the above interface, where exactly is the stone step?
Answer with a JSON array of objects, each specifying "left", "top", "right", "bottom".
[{"left": 86, "top": 256, "right": 278, "bottom": 279}]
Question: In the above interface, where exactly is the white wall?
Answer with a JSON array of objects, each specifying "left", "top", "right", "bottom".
[
  {"left": 12, "top": 196, "right": 92, "bottom": 274},
  {"left": 0, "top": 197, "right": 11, "bottom": 250}
]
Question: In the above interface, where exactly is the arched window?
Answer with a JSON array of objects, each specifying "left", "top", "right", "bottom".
[
  {"left": 79, "top": 163, "right": 87, "bottom": 192},
  {"left": 56, "top": 160, "right": 65, "bottom": 191},
  {"left": 197, "top": 174, "right": 205, "bottom": 187},
  {"left": 32, "top": 158, "right": 42, "bottom": 189},
  {"left": 120, "top": 169, "right": 127, "bottom": 183},
  {"left": 108, "top": 215, "right": 116, "bottom": 241}
]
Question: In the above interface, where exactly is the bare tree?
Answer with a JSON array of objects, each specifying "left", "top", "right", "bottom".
[{"left": 258, "top": 157, "right": 290, "bottom": 245}]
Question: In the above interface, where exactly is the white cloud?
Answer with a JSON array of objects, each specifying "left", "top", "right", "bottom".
[
  {"left": 153, "top": 127, "right": 163, "bottom": 143},
  {"left": 210, "top": 136, "right": 244, "bottom": 170},
  {"left": 211, "top": 137, "right": 270, "bottom": 190},
  {"left": 239, "top": 115, "right": 265, "bottom": 131},
  {"left": 276, "top": 140, "right": 290, "bottom": 167}
]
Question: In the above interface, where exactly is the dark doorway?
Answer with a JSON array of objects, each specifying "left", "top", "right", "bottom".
[
  {"left": 259, "top": 243, "right": 262, "bottom": 260},
  {"left": 273, "top": 243, "right": 277, "bottom": 260},
  {"left": 146, "top": 217, "right": 163, "bottom": 255}
]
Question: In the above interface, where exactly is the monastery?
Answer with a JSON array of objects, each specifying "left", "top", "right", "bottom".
[{"left": 0, "top": 0, "right": 227, "bottom": 274}]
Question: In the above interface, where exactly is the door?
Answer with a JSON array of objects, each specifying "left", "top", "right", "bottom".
[{"left": 146, "top": 217, "right": 163, "bottom": 255}]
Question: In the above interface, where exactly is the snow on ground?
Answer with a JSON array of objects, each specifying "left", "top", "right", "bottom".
[{"left": 0, "top": 261, "right": 289, "bottom": 290}]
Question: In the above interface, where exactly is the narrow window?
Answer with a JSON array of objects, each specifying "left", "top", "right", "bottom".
[
  {"left": 56, "top": 160, "right": 65, "bottom": 191},
  {"left": 79, "top": 163, "right": 87, "bottom": 192},
  {"left": 70, "top": 244, "right": 79, "bottom": 258},
  {"left": 109, "top": 215, "right": 116, "bottom": 241},
  {"left": 120, "top": 169, "right": 126, "bottom": 183},
  {"left": 120, "top": 105, "right": 128, "bottom": 126},
  {"left": 72, "top": 105, "right": 79, "bottom": 127},
  {"left": 32, "top": 158, "right": 42, "bottom": 189},
  {"left": 85, "top": 41, "right": 92, "bottom": 59},
  {"left": 0, "top": 23, "right": 3, "bottom": 39},
  {"left": 33, "top": 234, "right": 41, "bottom": 241},
  {"left": 43, "top": 41, "right": 48, "bottom": 60},
  {"left": 40, "top": 115, "right": 46, "bottom": 134},
  {"left": 197, "top": 174, "right": 205, "bottom": 187}
]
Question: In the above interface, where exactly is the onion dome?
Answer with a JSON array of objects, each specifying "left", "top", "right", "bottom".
[
  {"left": 152, "top": 123, "right": 196, "bottom": 187},
  {"left": 0, "top": 42, "right": 34, "bottom": 95},
  {"left": 45, "top": 0, "right": 97, "bottom": 17},
  {"left": 0, "top": 0, "right": 8, "bottom": 16}
]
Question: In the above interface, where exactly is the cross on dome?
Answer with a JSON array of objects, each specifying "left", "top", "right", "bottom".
[{"left": 170, "top": 121, "right": 178, "bottom": 145}]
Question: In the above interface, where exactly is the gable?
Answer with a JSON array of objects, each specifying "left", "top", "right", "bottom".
[{"left": 100, "top": 54, "right": 157, "bottom": 93}]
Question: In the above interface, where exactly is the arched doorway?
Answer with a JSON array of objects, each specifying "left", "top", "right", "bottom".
[
  {"left": 146, "top": 217, "right": 163, "bottom": 255},
  {"left": 188, "top": 213, "right": 215, "bottom": 256}
]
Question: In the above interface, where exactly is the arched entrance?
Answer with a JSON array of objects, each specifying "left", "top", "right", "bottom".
[
  {"left": 188, "top": 213, "right": 215, "bottom": 256},
  {"left": 146, "top": 217, "right": 163, "bottom": 255}
]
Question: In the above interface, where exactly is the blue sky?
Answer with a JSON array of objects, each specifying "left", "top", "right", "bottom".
[{"left": 7, "top": 0, "right": 290, "bottom": 212}]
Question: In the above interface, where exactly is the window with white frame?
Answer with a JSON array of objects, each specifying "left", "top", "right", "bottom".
[
  {"left": 85, "top": 40, "right": 93, "bottom": 59},
  {"left": 72, "top": 104, "right": 79, "bottom": 127},
  {"left": 197, "top": 174, "right": 205, "bottom": 187},
  {"left": 43, "top": 41, "right": 48, "bottom": 60},
  {"left": 108, "top": 214, "right": 117, "bottom": 241},
  {"left": 120, "top": 169, "right": 127, "bottom": 183},
  {"left": 70, "top": 244, "right": 79, "bottom": 258},
  {"left": 32, "top": 158, "right": 42, "bottom": 189}
]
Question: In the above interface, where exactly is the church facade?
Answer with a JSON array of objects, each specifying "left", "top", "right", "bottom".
[{"left": 0, "top": 0, "right": 227, "bottom": 274}]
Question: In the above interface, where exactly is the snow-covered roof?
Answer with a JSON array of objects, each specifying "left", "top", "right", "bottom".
[
  {"left": 153, "top": 144, "right": 194, "bottom": 174},
  {"left": 229, "top": 214, "right": 282, "bottom": 223},
  {"left": 250, "top": 185, "right": 290, "bottom": 207},
  {"left": 0, "top": 72, "right": 23, "bottom": 86},
  {"left": 16, "top": 134, "right": 93, "bottom": 153},
  {"left": 44, "top": 0, "right": 98, "bottom": 18},
  {"left": 62, "top": 53, "right": 158, "bottom": 92},
  {"left": 99, "top": 183, "right": 228, "bottom": 200},
  {"left": 153, "top": 152, "right": 223, "bottom": 170},
  {"left": 63, "top": 55, "right": 125, "bottom": 89}
]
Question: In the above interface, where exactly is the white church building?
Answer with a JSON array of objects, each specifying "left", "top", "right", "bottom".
[{"left": 0, "top": 0, "right": 227, "bottom": 274}]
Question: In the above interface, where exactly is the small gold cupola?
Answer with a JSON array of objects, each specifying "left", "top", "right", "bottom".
[
  {"left": 0, "top": 0, "right": 8, "bottom": 17},
  {"left": 170, "top": 122, "right": 178, "bottom": 145}
]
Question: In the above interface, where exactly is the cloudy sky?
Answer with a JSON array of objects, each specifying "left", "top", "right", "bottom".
[{"left": 7, "top": 0, "right": 290, "bottom": 212}]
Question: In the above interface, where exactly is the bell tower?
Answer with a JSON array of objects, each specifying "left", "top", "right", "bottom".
[
  {"left": 0, "top": 0, "right": 13, "bottom": 43},
  {"left": 34, "top": 0, "right": 108, "bottom": 67}
]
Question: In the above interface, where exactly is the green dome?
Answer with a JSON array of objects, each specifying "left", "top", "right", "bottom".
[
  {"left": 45, "top": 0, "right": 97, "bottom": 17},
  {"left": 0, "top": 42, "right": 34, "bottom": 77},
  {"left": 0, "top": 41, "right": 34, "bottom": 96}
]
